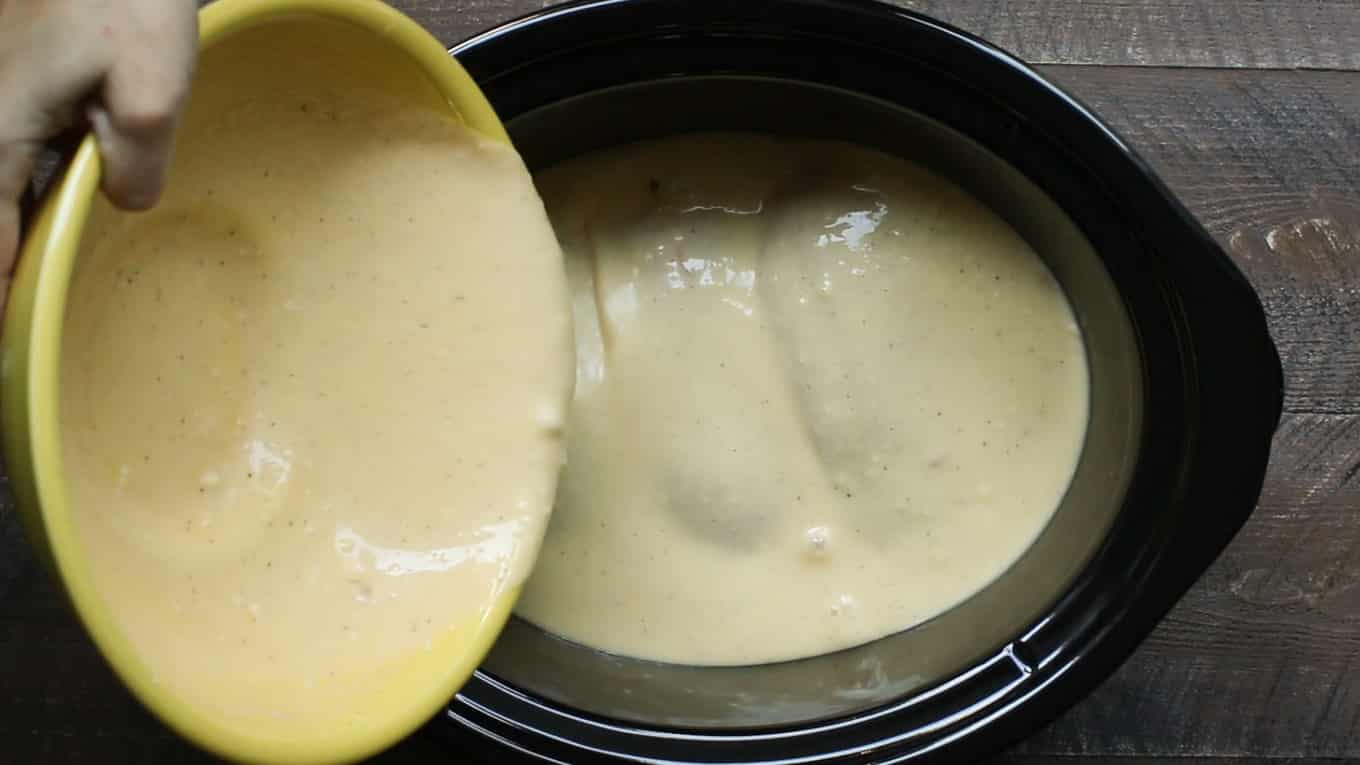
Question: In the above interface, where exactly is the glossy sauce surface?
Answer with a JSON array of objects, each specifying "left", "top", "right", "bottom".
[
  {"left": 516, "top": 134, "right": 1089, "bottom": 665},
  {"left": 59, "top": 48, "right": 572, "bottom": 727}
]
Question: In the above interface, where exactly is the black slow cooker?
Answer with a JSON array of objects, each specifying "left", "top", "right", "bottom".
[{"left": 428, "top": 1, "right": 1284, "bottom": 761}]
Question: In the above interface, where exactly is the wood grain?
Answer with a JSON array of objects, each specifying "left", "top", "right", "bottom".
[
  {"left": 1037, "top": 66, "right": 1360, "bottom": 416},
  {"left": 1013, "top": 413, "right": 1360, "bottom": 759},
  {"left": 383, "top": 0, "right": 1360, "bottom": 71},
  {"left": 997, "top": 760, "right": 1348, "bottom": 765}
]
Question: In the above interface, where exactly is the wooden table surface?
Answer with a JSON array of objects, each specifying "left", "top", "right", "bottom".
[{"left": 3, "top": 1, "right": 1359, "bottom": 763}]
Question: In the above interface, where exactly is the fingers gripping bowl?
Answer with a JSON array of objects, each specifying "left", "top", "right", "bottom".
[{"left": 432, "top": 0, "right": 1282, "bottom": 762}]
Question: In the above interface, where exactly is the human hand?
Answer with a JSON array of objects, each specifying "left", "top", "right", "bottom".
[{"left": 0, "top": 0, "right": 198, "bottom": 310}]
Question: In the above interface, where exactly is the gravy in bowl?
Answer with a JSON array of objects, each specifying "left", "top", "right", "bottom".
[{"left": 58, "top": 56, "right": 572, "bottom": 730}]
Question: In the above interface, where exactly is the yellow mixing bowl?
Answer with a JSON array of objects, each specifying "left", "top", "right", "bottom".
[{"left": 0, "top": 1, "right": 521, "bottom": 762}]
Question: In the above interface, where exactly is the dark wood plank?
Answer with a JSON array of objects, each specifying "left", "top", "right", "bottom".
[
  {"left": 385, "top": 0, "right": 1360, "bottom": 71},
  {"left": 899, "top": 0, "right": 1360, "bottom": 70},
  {"left": 996, "top": 760, "right": 1351, "bottom": 765},
  {"left": 1014, "top": 413, "right": 1360, "bottom": 759},
  {"left": 1040, "top": 67, "right": 1360, "bottom": 246},
  {"left": 0, "top": 473, "right": 28, "bottom": 605},
  {"left": 995, "top": 759, "right": 1349, "bottom": 765},
  {"left": 1227, "top": 196, "right": 1360, "bottom": 418},
  {"left": 1036, "top": 66, "right": 1360, "bottom": 416}
]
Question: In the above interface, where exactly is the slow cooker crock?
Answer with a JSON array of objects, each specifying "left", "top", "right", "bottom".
[{"left": 432, "top": 1, "right": 1284, "bottom": 762}]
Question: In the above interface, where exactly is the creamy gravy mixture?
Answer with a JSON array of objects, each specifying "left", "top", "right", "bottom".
[
  {"left": 516, "top": 134, "right": 1089, "bottom": 665},
  {"left": 60, "top": 72, "right": 571, "bottom": 724}
]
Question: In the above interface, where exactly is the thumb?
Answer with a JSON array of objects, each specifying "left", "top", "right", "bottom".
[
  {"left": 89, "top": 103, "right": 177, "bottom": 211},
  {"left": 90, "top": 2, "right": 198, "bottom": 211}
]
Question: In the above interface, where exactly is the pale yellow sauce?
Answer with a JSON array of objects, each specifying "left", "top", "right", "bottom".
[
  {"left": 59, "top": 78, "right": 571, "bottom": 725},
  {"left": 517, "top": 134, "right": 1089, "bottom": 666}
]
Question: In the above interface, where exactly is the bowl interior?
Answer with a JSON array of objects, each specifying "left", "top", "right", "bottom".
[
  {"left": 39, "top": 9, "right": 524, "bottom": 763},
  {"left": 479, "top": 76, "right": 1142, "bottom": 729}
]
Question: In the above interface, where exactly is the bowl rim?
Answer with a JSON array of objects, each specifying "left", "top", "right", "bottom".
[{"left": 4, "top": 1, "right": 516, "bottom": 763}]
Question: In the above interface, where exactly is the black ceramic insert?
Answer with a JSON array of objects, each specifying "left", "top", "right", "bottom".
[
  {"left": 479, "top": 71, "right": 1150, "bottom": 726},
  {"left": 430, "top": 1, "right": 1283, "bottom": 762}
]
